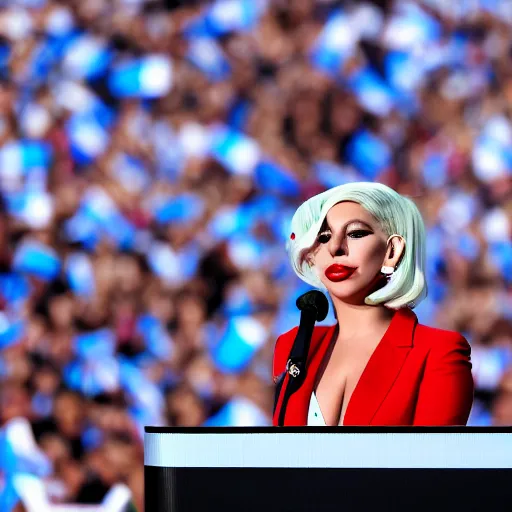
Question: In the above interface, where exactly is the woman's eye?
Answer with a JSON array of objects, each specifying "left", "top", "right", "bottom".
[
  {"left": 317, "top": 231, "right": 331, "bottom": 244},
  {"left": 347, "top": 230, "right": 371, "bottom": 239}
]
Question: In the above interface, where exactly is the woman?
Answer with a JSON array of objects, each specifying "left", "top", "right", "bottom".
[{"left": 272, "top": 182, "right": 474, "bottom": 426}]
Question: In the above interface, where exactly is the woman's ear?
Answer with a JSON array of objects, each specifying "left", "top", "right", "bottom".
[{"left": 383, "top": 235, "right": 406, "bottom": 269}]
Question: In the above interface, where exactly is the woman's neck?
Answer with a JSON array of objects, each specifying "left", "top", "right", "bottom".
[{"left": 332, "top": 301, "right": 395, "bottom": 344}]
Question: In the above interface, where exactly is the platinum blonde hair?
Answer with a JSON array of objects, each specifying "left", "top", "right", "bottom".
[{"left": 286, "top": 182, "right": 427, "bottom": 309}]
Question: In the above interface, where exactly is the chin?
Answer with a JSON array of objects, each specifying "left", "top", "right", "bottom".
[
  {"left": 325, "top": 282, "right": 363, "bottom": 300},
  {"left": 325, "top": 278, "right": 381, "bottom": 304}
]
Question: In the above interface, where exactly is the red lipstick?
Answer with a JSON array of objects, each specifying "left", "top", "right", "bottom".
[{"left": 325, "top": 264, "right": 357, "bottom": 282}]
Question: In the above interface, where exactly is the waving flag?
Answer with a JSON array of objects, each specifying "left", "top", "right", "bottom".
[
  {"left": 385, "top": 51, "right": 425, "bottom": 93},
  {"left": 63, "top": 210, "right": 101, "bottom": 250},
  {"left": 489, "top": 241, "right": 512, "bottom": 284},
  {"left": 226, "top": 234, "right": 268, "bottom": 270},
  {"left": 118, "top": 358, "right": 164, "bottom": 420},
  {"left": 45, "top": 5, "right": 75, "bottom": 37},
  {"left": 67, "top": 112, "right": 109, "bottom": 165},
  {"left": 153, "top": 193, "right": 205, "bottom": 225},
  {"left": 0, "top": 417, "right": 52, "bottom": 512},
  {"left": 13, "top": 240, "right": 61, "bottom": 281},
  {"left": 61, "top": 34, "right": 112, "bottom": 80},
  {"left": 186, "top": 38, "right": 231, "bottom": 82},
  {"left": 209, "top": 125, "right": 261, "bottom": 176},
  {"left": 64, "top": 357, "right": 120, "bottom": 396},
  {"left": 111, "top": 153, "right": 151, "bottom": 195},
  {"left": 210, "top": 316, "right": 268, "bottom": 373},
  {"left": 5, "top": 191, "right": 53, "bottom": 229},
  {"left": 383, "top": 3, "right": 441, "bottom": 51},
  {"left": 310, "top": 10, "right": 357, "bottom": 77},
  {"left": 345, "top": 130, "right": 392, "bottom": 179},
  {"left": 207, "top": 205, "right": 257, "bottom": 241},
  {"left": 11, "top": 473, "right": 132, "bottom": 512},
  {"left": 345, "top": 67, "right": 396, "bottom": 117},
  {"left": 53, "top": 80, "right": 115, "bottom": 122},
  {"left": 137, "top": 314, "right": 173, "bottom": 360},
  {"left": 74, "top": 328, "right": 116, "bottom": 360},
  {"left": 472, "top": 116, "right": 512, "bottom": 183},
  {"left": 0, "top": 418, "right": 52, "bottom": 477},
  {"left": 222, "top": 284, "right": 255, "bottom": 317},
  {"left": 203, "top": 396, "right": 271, "bottom": 426},
  {"left": 146, "top": 241, "right": 182, "bottom": 286},
  {"left": 185, "top": 0, "right": 268, "bottom": 37},
  {"left": 0, "top": 273, "right": 31, "bottom": 308},
  {"left": 109, "top": 55, "right": 173, "bottom": 98},
  {"left": 0, "top": 314, "right": 25, "bottom": 350},
  {"left": 65, "top": 252, "right": 96, "bottom": 298},
  {"left": 254, "top": 160, "right": 301, "bottom": 197},
  {"left": 78, "top": 187, "right": 137, "bottom": 249},
  {"left": 0, "top": 141, "right": 52, "bottom": 184}
]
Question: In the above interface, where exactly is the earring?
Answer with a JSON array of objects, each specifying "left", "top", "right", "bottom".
[{"left": 381, "top": 265, "right": 395, "bottom": 275}]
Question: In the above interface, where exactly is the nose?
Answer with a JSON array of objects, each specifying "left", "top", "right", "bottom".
[{"left": 328, "top": 232, "right": 346, "bottom": 258}]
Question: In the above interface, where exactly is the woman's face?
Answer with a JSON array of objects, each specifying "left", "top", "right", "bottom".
[{"left": 310, "top": 201, "right": 390, "bottom": 305}]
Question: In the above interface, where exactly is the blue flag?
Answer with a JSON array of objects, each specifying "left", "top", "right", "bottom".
[
  {"left": 0, "top": 141, "right": 52, "bottom": 179},
  {"left": 5, "top": 191, "right": 53, "bottom": 230},
  {"left": 0, "top": 315, "right": 25, "bottom": 350},
  {"left": 109, "top": 55, "right": 173, "bottom": 98},
  {"left": 345, "top": 67, "right": 396, "bottom": 117},
  {"left": 345, "top": 130, "right": 392, "bottom": 179},
  {"left": 65, "top": 253, "right": 96, "bottom": 297},
  {"left": 137, "top": 314, "right": 173, "bottom": 360},
  {"left": 207, "top": 204, "right": 257, "bottom": 241},
  {"left": 153, "top": 193, "right": 205, "bottom": 225},
  {"left": 186, "top": 38, "right": 231, "bottom": 81},
  {"left": 204, "top": 0, "right": 267, "bottom": 36},
  {"left": 74, "top": 328, "right": 116, "bottom": 360},
  {"left": 61, "top": 33, "right": 112, "bottom": 80},
  {"left": 66, "top": 112, "right": 109, "bottom": 165},
  {"left": 64, "top": 357, "right": 120, "bottom": 396},
  {"left": 118, "top": 358, "right": 164, "bottom": 416},
  {"left": 209, "top": 125, "right": 261, "bottom": 175},
  {"left": 310, "top": 10, "right": 356, "bottom": 77},
  {"left": 203, "top": 397, "right": 270, "bottom": 426},
  {"left": 13, "top": 240, "right": 61, "bottom": 281},
  {"left": 254, "top": 160, "right": 301, "bottom": 197},
  {"left": 210, "top": 316, "right": 268, "bottom": 373}
]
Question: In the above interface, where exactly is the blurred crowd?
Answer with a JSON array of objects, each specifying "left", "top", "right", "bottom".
[{"left": 1, "top": 0, "right": 512, "bottom": 509}]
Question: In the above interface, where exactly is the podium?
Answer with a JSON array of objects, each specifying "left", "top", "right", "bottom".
[{"left": 145, "top": 427, "right": 512, "bottom": 512}]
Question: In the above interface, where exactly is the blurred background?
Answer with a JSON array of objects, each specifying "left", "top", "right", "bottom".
[{"left": 1, "top": 0, "right": 512, "bottom": 509}]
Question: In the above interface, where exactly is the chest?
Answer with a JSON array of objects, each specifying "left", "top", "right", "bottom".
[{"left": 314, "top": 339, "right": 378, "bottom": 426}]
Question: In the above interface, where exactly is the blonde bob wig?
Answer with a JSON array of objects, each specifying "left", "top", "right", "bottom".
[{"left": 286, "top": 182, "right": 427, "bottom": 310}]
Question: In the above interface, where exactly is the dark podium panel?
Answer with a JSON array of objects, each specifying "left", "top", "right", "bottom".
[{"left": 144, "top": 427, "right": 512, "bottom": 512}]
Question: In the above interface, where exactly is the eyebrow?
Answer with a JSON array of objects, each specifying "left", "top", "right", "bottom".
[{"left": 323, "top": 218, "right": 374, "bottom": 232}]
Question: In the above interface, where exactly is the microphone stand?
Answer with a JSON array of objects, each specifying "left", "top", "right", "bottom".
[{"left": 275, "top": 292, "right": 328, "bottom": 426}]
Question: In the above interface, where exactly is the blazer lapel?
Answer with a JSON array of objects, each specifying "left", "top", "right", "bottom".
[{"left": 343, "top": 307, "right": 418, "bottom": 425}]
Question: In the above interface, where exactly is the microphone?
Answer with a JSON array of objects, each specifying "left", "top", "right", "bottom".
[
  {"left": 287, "top": 291, "right": 329, "bottom": 382},
  {"left": 276, "top": 290, "right": 329, "bottom": 426}
]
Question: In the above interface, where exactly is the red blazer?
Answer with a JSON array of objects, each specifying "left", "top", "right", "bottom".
[{"left": 272, "top": 307, "right": 474, "bottom": 426}]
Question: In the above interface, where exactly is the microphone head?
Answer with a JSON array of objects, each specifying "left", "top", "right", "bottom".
[{"left": 296, "top": 291, "right": 329, "bottom": 322}]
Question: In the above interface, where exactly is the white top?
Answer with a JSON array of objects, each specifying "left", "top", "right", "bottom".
[{"left": 307, "top": 391, "right": 327, "bottom": 426}]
